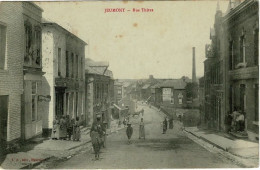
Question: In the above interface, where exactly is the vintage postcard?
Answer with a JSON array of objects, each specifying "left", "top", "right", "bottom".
[{"left": 0, "top": 0, "right": 259, "bottom": 169}]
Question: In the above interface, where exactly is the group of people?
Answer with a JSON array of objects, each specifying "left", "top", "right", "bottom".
[
  {"left": 126, "top": 118, "right": 146, "bottom": 144},
  {"left": 226, "top": 107, "right": 245, "bottom": 133},
  {"left": 51, "top": 115, "right": 81, "bottom": 141},
  {"left": 162, "top": 117, "right": 174, "bottom": 134}
]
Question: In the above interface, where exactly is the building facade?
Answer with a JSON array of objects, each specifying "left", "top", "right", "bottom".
[
  {"left": 42, "top": 22, "right": 86, "bottom": 136},
  {"left": 114, "top": 81, "right": 123, "bottom": 104},
  {"left": 85, "top": 59, "right": 114, "bottom": 127},
  {"left": 0, "top": 2, "right": 45, "bottom": 151},
  {"left": 0, "top": 2, "right": 24, "bottom": 150},
  {"left": 223, "top": 0, "right": 259, "bottom": 140},
  {"left": 154, "top": 79, "right": 188, "bottom": 109},
  {"left": 203, "top": 5, "right": 225, "bottom": 131}
]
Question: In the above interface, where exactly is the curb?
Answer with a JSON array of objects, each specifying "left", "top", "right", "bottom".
[
  {"left": 184, "top": 129, "right": 258, "bottom": 168},
  {"left": 184, "top": 129, "right": 227, "bottom": 151}
]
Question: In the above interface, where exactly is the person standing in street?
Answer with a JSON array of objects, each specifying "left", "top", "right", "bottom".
[
  {"left": 59, "top": 116, "right": 67, "bottom": 140},
  {"left": 126, "top": 123, "right": 133, "bottom": 144},
  {"left": 163, "top": 117, "right": 168, "bottom": 134},
  {"left": 90, "top": 124, "right": 101, "bottom": 160},
  {"left": 73, "top": 116, "right": 81, "bottom": 141},
  {"left": 139, "top": 118, "right": 145, "bottom": 139},
  {"left": 169, "top": 116, "right": 174, "bottom": 129},
  {"left": 51, "top": 116, "right": 60, "bottom": 140}
]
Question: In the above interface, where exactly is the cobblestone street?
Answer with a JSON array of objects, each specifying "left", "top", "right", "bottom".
[{"left": 44, "top": 104, "right": 240, "bottom": 169}]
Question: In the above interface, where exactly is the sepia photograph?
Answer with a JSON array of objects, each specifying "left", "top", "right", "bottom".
[{"left": 0, "top": 0, "right": 259, "bottom": 169}]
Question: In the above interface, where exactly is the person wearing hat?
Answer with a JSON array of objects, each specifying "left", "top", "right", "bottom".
[
  {"left": 91, "top": 115, "right": 106, "bottom": 147},
  {"left": 163, "top": 117, "right": 168, "bottom": 134},
  {"left": 126, "top": 122, "right": 133, "bottom": 144}
]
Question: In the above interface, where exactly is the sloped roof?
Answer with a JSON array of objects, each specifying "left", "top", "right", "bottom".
[
  {"left": 85, "top": 58, "right": 108, "bottom": 67},
  {"left": 104, "top": 69, "right": 113, "bottom": 78},
  {"left": 159, "top": 79, "right": 187, "bottom": 89},
  {"left": 142, "top": 84, "right": 151, "bottom": 89}
]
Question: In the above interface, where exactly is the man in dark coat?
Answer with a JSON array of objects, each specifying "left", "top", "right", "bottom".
[
  {"left": 91, "top": 115, "right": 106, "bottom": 147},
  {"left": 163, "top": 117, "right": 168, "bottom": 134},
  {"left": 126, "top": 123, "right": 133, "bottom": 144}
]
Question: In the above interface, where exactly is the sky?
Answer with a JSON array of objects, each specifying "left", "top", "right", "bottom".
[{"left": 36, "top": 1, "right": 229, "bottom": 79}]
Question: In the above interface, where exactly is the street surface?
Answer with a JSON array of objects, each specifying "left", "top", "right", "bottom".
[{"left": 51, "top": 104, "right": 240, "bottom": 169}]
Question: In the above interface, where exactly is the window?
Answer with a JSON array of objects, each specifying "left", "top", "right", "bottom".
[
  {"left": 170, "top": 96, "right": 174, "bottom": 104},
  {"left": 66, "top": 51, "right": 69, "bottom": 77},
  {"left": 35, "top": 26, "right": 41, "bottom": 66},
  {"left": 71, "top": 53, "right": 74, "bottom": 78},
  {"left": 254, "top": 28, "right": 258, "bottom": 65},
  {"left": 58, "top": 48, "right": 61, "bottom": 76},
  {"left": 32, "top": 82, "right": 38, "bottom": 121},
  {"left": 255, "top": 84, "right": 259, "bottom": 121},
  {"left": 179, "top": 98, "right": 183, "bottom": 104},
  {"left": 24, "top": 21, "right": 32, "bottom": 64},
  {"left": 75, "top": 92, "right": 78, "bottom": 117},
  {"left": 178, "top": 93, "right": 183, "bottom": 104},
  {"left": 0, "top": 24, "right": 6, "bottom": 69},
  {"left": 66, "top": 93, "right": 69, "bottom": 115},
  {"left": 80, "top": 57, "right": 83, "bottom": 79},
  {"left": 75, "top": 55, "right": 78, "bottom": 79},
  {"left": 240, "top": 84, "right": 246, "bottom": 112},
  {"left": 229, "top": 40, "right": 234, "bottom": 70},
  {"left": 239, "top": 35, "right": 246, "bottom": 63}
]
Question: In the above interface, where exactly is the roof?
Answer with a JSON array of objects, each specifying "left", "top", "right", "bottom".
[
  {"left": 86, "top": 58, "right": 109, "bottom": 67},
  {"left": 142, "top": 84, "right": 151, "bottom": 89},
  {"left": 159, "top": 79, "right": 187, "bottom": 89},
  {"left": 42, "top": 19, "right": 87, "bottom": 45}
]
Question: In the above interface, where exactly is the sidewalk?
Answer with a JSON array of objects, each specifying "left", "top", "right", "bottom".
[
  {"left": 0, "top": 122, "right": 127, "bottom": 169},
  {"left": 185, "top": 127, "right": 259, "bottom": 167}
]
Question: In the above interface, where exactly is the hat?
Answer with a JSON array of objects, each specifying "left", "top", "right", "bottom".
[
  {"left": 97, "top": 115, "right": 101, "bottom": 118},
  {"left": 127, "top": 122, "right": 131, "bottom": 125}
]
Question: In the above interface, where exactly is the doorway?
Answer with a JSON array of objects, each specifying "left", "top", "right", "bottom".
[
  {"left": 0, "top": 96, "right": 8, "bottom": 151},
  {"left": 55, "top": 87, "right": 65, "bottom": 119}
]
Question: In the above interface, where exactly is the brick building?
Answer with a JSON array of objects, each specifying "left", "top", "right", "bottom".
[
  {"left": 203, "top": 0, "right": 259, "bottom": 141},
  {"left": 223, "top": 0, "right": 259, "bottom": 140},
  {"left": 41, "top": 21, "right": 86, "bottom": 136},
  {"left": 203, "top": 4, "right": 225, "bottom": 131},
  {"left": 114, "top": 80, "right": 123, "bottom": 104},
  {"left": 0, "top": 2, "right": 24, "bottom": 150},
  {"left": 0, "top": 2, "right": 45, "bottom": 151},
  {"left": 85, "top": 59, "right": 114, "bottom": 127}
]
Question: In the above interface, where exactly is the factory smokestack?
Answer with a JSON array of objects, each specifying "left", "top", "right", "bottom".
[{"left": 192, "top": 47, "right": 196, "bottom": 83}]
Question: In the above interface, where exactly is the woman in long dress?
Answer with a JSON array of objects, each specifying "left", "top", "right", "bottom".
[
  {"left": 73, "top": 117, "right": 81, "bottom": 141},
  {"left": 51, "top": 116, "right": 60, "bottom": 140},
  {"left": 59, "top": 116, "right": 67, "bottom": 140},
  {"left": 139, "top": 118, "right": 145, "bottom": 139}
]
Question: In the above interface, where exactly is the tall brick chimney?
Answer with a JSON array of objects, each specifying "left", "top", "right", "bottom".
[{"left": 192, "top": 47, "right": 196, "bottom": 83}]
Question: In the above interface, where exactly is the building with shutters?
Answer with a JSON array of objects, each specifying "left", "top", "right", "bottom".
[{"left": 41, "top": 21, "right": 86, "bottom": 136}]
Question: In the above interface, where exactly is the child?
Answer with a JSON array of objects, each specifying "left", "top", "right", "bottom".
[{"left": 126, "top": 123, "right": 133, "bottom": 144}]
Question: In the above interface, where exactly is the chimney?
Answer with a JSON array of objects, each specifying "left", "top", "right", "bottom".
[{"left": 192, "top": 47, "right": 196, "bottom": 83}]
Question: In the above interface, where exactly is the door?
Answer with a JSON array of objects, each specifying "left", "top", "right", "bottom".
[
  {"left": 55, "top": 88, "right": 65, "bottom": 119},
  {"left": 0, "top": 96, "right": 8, "bottom": 152}
]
